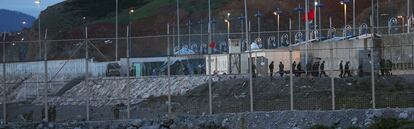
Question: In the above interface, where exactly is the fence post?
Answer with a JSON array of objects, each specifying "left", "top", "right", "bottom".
[
  {"left": 2, "top": 32, "right": 7, "bottom": 124},
  {"left": 330, "top": 38, "right": 336, "bottom": 110},
  {"left": 207, "top": 0, "right": 213, "bottom": 115},
  {"left": 126, "top": 21, "right": 131, "bottom": 119},
  {"left": 85, "top": 25, "right": 90, "bottom": 121},
  {"left": 370, "top": 15, "right": 376, "bottom": 109},
  {"left": 167, "top": 23, "right": 172, "bottom": 115},
  {"left": 248, "top": 21, "right": 254, "bottom": 112},
  {"left": 289, "top": 19, "right": 294, "bottom": 111},
  {"left": 43, "top": 29, "right": 49, "bottom": 122}
]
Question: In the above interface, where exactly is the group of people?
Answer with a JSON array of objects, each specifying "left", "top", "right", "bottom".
[
  {"left": 306, "top": 61, "right": 328, "bottom": 77},
  {"left": 339, "top": 60, "right": 353, "bottom": 78},
  {"left": 268, "top": 60, "right": 328, "bottom": 79}
]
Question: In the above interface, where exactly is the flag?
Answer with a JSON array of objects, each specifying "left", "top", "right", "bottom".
[
  {"left": 209, "top": 41, "right": 216, "bottom": 48},
  {"left": 302, "top": 8, "right": 315, "bottom": 22}
]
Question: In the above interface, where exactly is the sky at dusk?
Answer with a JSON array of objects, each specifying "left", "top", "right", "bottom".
[{"left": 0, "top": 0, "right": 64, "bottom": 18}]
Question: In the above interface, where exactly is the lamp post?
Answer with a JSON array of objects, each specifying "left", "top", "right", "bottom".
[
  {"left": 340, "top": 0, "right": 350, "bottom": 27},
  {"left": 225, "top": 13, "right": 231, "bottom": 48},
  {"left": 353, "top": 0, "right": 356, "bottom": 35},
  {"left": 126, "top": 8, "right": 134, "bottom": 119},
  {"left": 273, "top": 9, "right": 282, "bottom": 47},
  {"left": 294, "top": 5, "right": 304, "bottom": 32},
  {"left": 255, "top": 11, "right": 264, "bottom": 39},
  {"left": 35, "top": 0, "right": 41, "bottom": 60},
  {"left": 115, "top": 0, "right": 118, "bottom": 61},
  {"left": 238, "top": 16, "right": 245, "bottom": 50},
  {"left": 315, "top": 1, "right": 325, "bottom": 39},
  {"left": 186, "top": 20, "right": 192, "bottom": 48},
  {"left": 198, "top": 20, "right": 204, "bottom": 54},
  {"left": 314, "top": 1, "right": 318, "bottom": 32},
  {"left": 176, "top": 0, "right": 181, "bottom": 49}
]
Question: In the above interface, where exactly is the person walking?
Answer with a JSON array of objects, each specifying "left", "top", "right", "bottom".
[
  {"left": 269, "top": 61, "right": 275, "bottom": 80},
  {"left": 320, "top": 61, "right": 328, "bottom": 77},
  {"left": 292, "top": 61, "right": 297, "bottom": 71},
  {"left": 380, "top": 59, "right": 385, "bottom": 76},
  {"left": 296, "top": 62, "right": 302, "bottom": 77},
  {"left": 279, "top": 62, "right": 285, "bottom": 77},
  {"left": 344, "top": 61, "right": 352, "bottom": 77},
  {"left": 339, "top": 60, "right": 344, "bottom": 78},
  {"left": 306, "top": 63, "right": 312, "bottom": 76}
]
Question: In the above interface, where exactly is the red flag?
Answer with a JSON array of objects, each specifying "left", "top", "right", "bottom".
[
  {"left": 209, "top": 41, "right": 216, "bottom": 48},
  {"left": 302, "top": 8, "right": 315, "bottom": 22}
]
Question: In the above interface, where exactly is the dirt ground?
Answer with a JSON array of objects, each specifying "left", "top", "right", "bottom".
[{"left": 3, "top": 75, "right": 414, "bottom": 123}]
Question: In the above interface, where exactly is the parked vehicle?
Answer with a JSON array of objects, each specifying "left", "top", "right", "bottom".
[{"left": 106, "top": 63, "right": 121, "bottom": 77}]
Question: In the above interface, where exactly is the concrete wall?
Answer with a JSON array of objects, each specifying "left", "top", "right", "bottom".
[
  {"left": 381, "top": 33, "right": 414, "bottom": 67},
  {"left": 300, "top": 37, "right": 376, "bottom": 76}
]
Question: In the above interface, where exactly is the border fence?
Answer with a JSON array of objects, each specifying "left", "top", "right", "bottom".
[{"left": 0, "top": 20, "right": 414, "bottom": 124}]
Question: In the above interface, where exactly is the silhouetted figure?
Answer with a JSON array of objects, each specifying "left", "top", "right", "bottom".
[
  {"left": 358, "top": 64, "right": 364, "bottom": 77},
  {"left": 252, "top": 63, "right": 257, "bottom": 77},
  {"left": 380, "top": 59, "right": 385, "bottom": 76},
  {"left": 279, "top": 62, "right": 285, "bottom": 77},
  {"left": 386, "top": 60, "right": 393, "bottom": 76},
  {"left": 344, "top": 61, "right": 352, "bottom": 77},
  {"left": 306, "top": 63, "right": 312, "bottom": 76},
  {"left": 320, "top": 61, "right": 328, "bottom": 77},
  {"left": 292, "top": 61, "right": 297, "bottom": 71},
  {"left": 295, "top": 62, "right": 302, "bottom": 77},
  {"left": 339, "top": 60, "right": 344, "bottom": 78},
  {"left": 269, "top": 61, "right": 274, "bottom": 80}
]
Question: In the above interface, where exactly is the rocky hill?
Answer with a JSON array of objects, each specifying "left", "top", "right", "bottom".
[
  {"left": 11, "top": 0, "right": 412, "bottom": 60},
  {"left": 0, "top": 9, "right": 35, "bottom": 32}
]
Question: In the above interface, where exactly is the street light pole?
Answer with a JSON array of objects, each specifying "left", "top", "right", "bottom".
[
  {"left": 225, "top": 13, "right": 231, "bottom": 46},
  {"left": 126, "top": 9, "right": 134, "bottom": 119},
  {"left": 255, "top": 11, "right": 263, "bottom": 39},
  {"left": 177, "top": 0, "right": 181, "bottom": 49},
  {"left": 341, "top": 1, "right": 348, "bottom": 27},
  {"left": 35, "top": 0, "right": 41, "bottom": 60},
  {"left": 115, "top": 0, "right": 118, "bottom": 61},
  {"left": 187, "top": 20, "right": 192, "bottom": 48},
  {"left": 273, "top": 10, "right": 281, "bottom": 47},
  {"left": 199, "top": 20, "right": 203, "bottom": 54},
  {"left": 353, "top": 0, "right": 356, "bottom": 35}
]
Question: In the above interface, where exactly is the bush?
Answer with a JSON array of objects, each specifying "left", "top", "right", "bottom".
[
  {"left": 309, "top": 125, "right": 332, "bottom": 129},
  {"left": 367, "top": 118, "right": 414, "bottom": 129}
]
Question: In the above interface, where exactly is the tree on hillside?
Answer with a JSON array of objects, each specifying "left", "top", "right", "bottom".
[{"left": 64, "top": 0, "right": 150, "bottom": 18}]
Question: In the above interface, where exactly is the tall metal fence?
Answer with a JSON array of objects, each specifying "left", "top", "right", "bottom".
[{"left": 1, "top": 24, "right": 414, "bottom": 124}]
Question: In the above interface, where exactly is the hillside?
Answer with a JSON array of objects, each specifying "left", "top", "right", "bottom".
[
  {"left": 0, "top": 9, "right": 35, "bottom": 32},
  {"left": 15, "top": 0, "right": 413, "bottom": 60}
]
